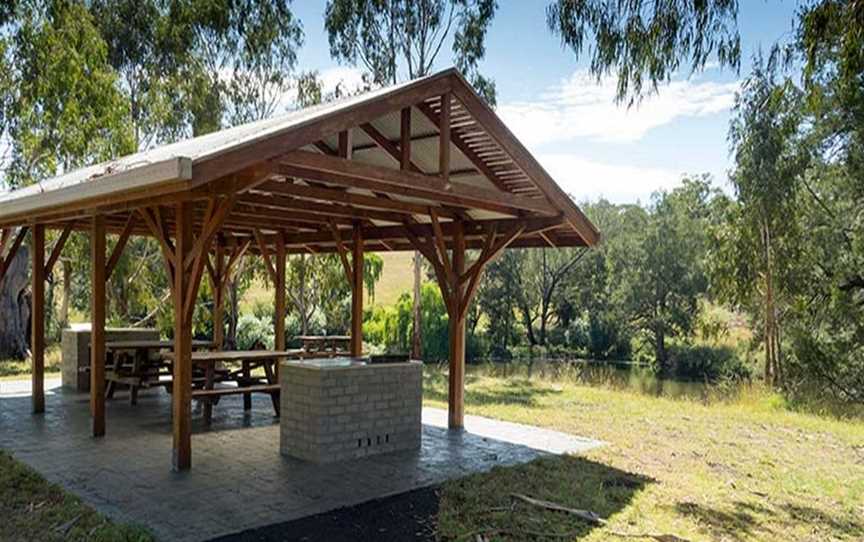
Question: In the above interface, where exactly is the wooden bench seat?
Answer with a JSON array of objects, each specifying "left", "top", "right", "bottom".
[{"left": 192, "top": 384, "right": 280, "bottom": 398}]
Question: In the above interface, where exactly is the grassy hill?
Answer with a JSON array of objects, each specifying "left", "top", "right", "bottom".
[{"left": 242, "top": 251, "right": 416, "bottom": 312}]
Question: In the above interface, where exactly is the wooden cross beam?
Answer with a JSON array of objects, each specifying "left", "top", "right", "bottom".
[
  {"left": 139, "top": 207, "right": 176, "bottom": 291},
  {"left": 278, "top": 150, "right": 557, "bottom": 216},
  {"left": 106, "top": 215, "right": 137, "bottom": 280},
  {"left": 261, "top": 180, "right": 461, "bottom": 219},
  {"left": 328, "top": 219, "right": 354, "bottom": 286},
  {"left": 254, "top": 228, "right": 277, "bottom": 283},
  {"left": 277, "top": 215, "right": 564, "bottom": 248},
  {"left": 44, "top": 223, "right": 73, "bottom": 277}
]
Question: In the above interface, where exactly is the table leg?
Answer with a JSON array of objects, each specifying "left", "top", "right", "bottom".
[
  {"left": 105, "top": 351, "right": 121, "bottom": 399},
  {"left": 203, "top": 363, "right": 215, "bottom": 424},
  {"left": 242, "top": 361, "right": 252, "bottom": 411},
  {"left": 263, "top": 361, "right": 280, "bottom": 417},
  {"left": 129, "top": 348, "right": 146, "bottom": 406}
]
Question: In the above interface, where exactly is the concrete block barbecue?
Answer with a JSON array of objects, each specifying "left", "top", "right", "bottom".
[{"left": 280, "top": 359, "right": 423, "bottom": 463}]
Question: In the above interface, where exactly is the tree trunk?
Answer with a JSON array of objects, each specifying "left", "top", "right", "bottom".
[
  {"left": 59, "top": 259, "right": 71, "bottom": 330},
  {"left": 227, "top": 277, "right": 240, "bottom": 350},
  {"left": 522, "top": 305, "right": 538, "bottom": 347},
  {"left": 655, "top": 327, "right": 668, "bottom": 374},
  {"left": 412, "top": 250, "right": 422, "bottom": 359},
  {"left": 763, "top": 222, "right": 777, "bottom": 386},
  {"left": 539, "top": 293, "right": 552, "bottom": 346},
  {"left": 0, "top": 247, "right": 31, "bottom": 359}
]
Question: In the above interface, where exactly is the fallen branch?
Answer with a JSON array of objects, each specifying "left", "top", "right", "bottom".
[
  {"left": 54, "top": 514, "right": 81, "bottom": 536},
  {"left": 608, "top": 532, "right": 691, "bottom": 542},
  {"left": 511, "top": 493, "right": 605, "bottom": 525}
]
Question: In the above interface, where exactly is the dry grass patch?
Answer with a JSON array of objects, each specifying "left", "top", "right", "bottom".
[{"left": 425, "top": 366, "right": 864, "bottom": 541}]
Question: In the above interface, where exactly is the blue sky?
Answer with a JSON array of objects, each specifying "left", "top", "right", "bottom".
[{"left": 289, "top": 1, "right": 802, "bottom": 204}]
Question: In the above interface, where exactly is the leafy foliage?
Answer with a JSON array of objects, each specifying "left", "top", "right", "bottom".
[
  {"left": 2, "top": 0, "right": 134, "bottom": 187},
  {"left": 546, "top": 0, "right": 740, "bottom": 104},
  {"left": 324, "top": 0, "right": 498, "bottom": 103}
]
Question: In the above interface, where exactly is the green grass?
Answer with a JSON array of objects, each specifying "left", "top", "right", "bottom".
[
  {"left": 0, "top": 451, "right": 153, "bottom": 542},
  {"left": 241, "top": 250, "right": 416, "bottom": 312},
  {"left": 0, "top": 348, "right": 62, "bottom": 380},
  {"left": 372, "top": 251, "right": 415, "bottom": 307},
  {"left": 426, "top": 365, "right": 864, "bottom": 541}
]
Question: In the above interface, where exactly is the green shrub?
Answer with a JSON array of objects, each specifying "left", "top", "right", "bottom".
[
  {"left": 666, "top": 344, "right": 751, "bottom": 382},
  {"left": 236, "top": 313, "right": 274, "bottom": 350}
]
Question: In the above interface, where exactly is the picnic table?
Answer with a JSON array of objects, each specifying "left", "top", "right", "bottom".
[
  {"left": 163, "top": 350, "right": 296, "bottom": 422},
  {"left": 295, "top": 335, "right": 351, "bottom": 353},
  {"left": 105, "top": 339, "right": 214, "bottom": 404}
]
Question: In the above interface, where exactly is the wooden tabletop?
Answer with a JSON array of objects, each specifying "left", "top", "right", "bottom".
[
  {"left": 295, "top": 335, "right": 350, "bottom": 342},
  {"left": 162, "top": 350, "right": 300, "bottom": 363},
  {"left": 106, "top": 339, "right": 214, "bottom": 350}
]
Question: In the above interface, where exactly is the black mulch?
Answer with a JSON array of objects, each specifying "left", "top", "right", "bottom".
[{"left": 209, "top": 486, "right": 440, "bottom": 542}]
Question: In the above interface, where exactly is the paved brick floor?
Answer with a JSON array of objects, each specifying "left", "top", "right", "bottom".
[{"left": 0, "top": 378, "right": 601, "bottom": 541}]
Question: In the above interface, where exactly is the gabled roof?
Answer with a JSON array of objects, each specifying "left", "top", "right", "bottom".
[{"left": 0, "top": 69, "right": 599, "bottom": 251}]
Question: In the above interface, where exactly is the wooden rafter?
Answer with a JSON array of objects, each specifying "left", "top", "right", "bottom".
[
  {"left": 360, "top": 122, "right": 423, "bottom": 174},
  {"left": 416, "top": 99, "right": 510, "bottom": 192}
]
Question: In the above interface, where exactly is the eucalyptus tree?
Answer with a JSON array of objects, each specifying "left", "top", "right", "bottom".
[
  {"left": 712, "top": 61, "right": 808, "bottom": 385},
  {"left": 324, "top": 0, "right": 498, "bottom": 101},
  {"left": 624, "top": 179, "right": 714, "bottom": 371},
  {"left": 546, "top": 0, "right": 740, "bottom": 104},
  {"left": 90, "top": 0, "right": 304, "bottom": 145},
  {"left": 0, "top": 0, "right": 133, "bottom": 358}
]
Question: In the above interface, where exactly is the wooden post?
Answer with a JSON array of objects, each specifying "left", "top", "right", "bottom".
[
  {"left": 212, "top": 240, "right": 225, "bottom": 350},
  {"left": 439, "top": 92, "right": 451, "bottom": 183},
  {"left": 274, "top": 234, "right": 286, "bottom": 351},
  {"left": 400, "top": 107, "right": 412, "bottom": 170},
  {"left": 448, "top": 221, "right": 465, "bottom": 429},
  {"left": 31, "top": 224, "right": 45, "bottom": 414},
  {"left": 173, "top": 202, "right": 193, "bottom": 471},
  {"left": 350, "top": 223, "right": 363, "bottom": 357},
  {"left": 90, "top": 216, "right": 106, "bottom": 437},
  {"left": 403, "top": 107, "right": 422, "bottom": 361},
  {"left": 338, "top": 129, "right": 353, "bottom": 160}
]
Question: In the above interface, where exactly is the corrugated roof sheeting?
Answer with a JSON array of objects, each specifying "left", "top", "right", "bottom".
[{"left": 0, "top": 68, "right": 599, "bottom": 250}]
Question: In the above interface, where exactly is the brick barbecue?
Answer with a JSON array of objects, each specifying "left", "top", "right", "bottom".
[{"left": 280, "top": 359, "right": 423, "bottom": 463}]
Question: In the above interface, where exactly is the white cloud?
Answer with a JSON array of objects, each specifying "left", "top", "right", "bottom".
[
  {"left": 317, "top": 66, "right": 367, "bottom": 96},
  {"left": 537, "top": 153, "right": 684, "bottom": 204},
  {"left": 498, "top": 70, "right": 739, "bottom": 145}
]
